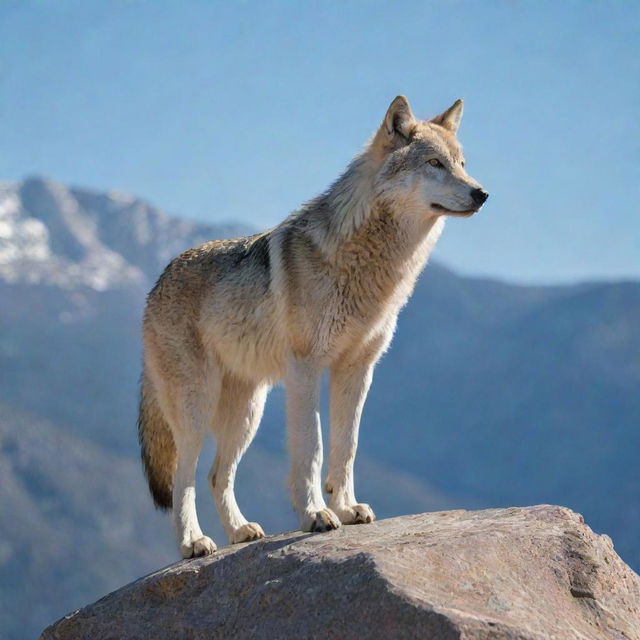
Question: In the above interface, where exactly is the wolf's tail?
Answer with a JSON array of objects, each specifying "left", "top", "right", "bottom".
[{"left": 138, "top": 373, "right": 175, "bottom": 510}]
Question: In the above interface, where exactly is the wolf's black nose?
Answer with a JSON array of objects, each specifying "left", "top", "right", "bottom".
[{"left": 471, "top": 188, "right": 489, "bottom": 206}]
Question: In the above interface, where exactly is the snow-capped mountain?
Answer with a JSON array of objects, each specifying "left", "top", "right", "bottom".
[
  {"left": 0, "top": 178, "right": 142, "bottom": 290},
  {"left": 0, "top": 176, "right": 251, "bottom": 290}
]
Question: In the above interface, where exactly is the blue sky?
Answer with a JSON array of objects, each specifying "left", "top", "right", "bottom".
[{"left": 1, "top": 0, "right": 638, "bottom": 283}]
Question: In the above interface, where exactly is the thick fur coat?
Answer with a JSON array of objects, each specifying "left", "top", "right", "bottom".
[{"left": 138, "top": 96, "right": 488, "bottom": 557}]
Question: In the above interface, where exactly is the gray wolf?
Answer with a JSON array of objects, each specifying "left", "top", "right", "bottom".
[{"left": 138, "top": 95, "right": 489, "bottom": 557}]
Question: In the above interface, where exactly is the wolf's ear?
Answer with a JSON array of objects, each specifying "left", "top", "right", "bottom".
[
  {"left": 383, "top": 95, "right": 416, "bottom": 141},
  {"left": 431, "top": 99, "right": 464, "bottom": 134}
]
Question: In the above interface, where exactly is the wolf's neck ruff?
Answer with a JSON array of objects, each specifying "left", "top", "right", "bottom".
[
  {"left": 297, "top": 152, "right": 377, "bottom": 256},
  {"left": 295, "top": 140, "right": 444, "bottom": 280},
  {"left": 322, "top": 153, "right": 378, "bottom": 245}
]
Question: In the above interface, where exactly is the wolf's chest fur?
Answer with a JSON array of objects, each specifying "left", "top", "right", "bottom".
[{"left": 277, "top": 209, "right": 443, "bottom": 364}]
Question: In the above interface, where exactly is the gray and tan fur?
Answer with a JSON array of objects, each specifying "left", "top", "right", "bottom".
[{"left": 139, "top": 95, "right": 489, "bottom": 558}]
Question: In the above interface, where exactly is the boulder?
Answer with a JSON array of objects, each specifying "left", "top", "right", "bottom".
[{"left": 41, "top": 505, "right": 640, "bottom": 639}]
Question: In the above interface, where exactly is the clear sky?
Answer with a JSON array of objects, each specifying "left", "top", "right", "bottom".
[{"left": 1, "top": 0, "right": 638, "bottom": 283}]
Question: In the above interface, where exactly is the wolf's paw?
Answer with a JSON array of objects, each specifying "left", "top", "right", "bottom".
[
  {"left": 332, "top": 503, "right": 376, "bottom": 525},
  {"left": 180, "top": 535, "right": 217, "bottom": 559},
  {"left": 231, "top": 522, "right": 265, "bottom": 544},
  {"left": 302, "top": 508, "right": 341, "bottom": 533}
]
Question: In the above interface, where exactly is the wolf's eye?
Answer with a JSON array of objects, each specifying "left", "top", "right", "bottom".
[{"left": 428, "top": 158, "right": 443, "bottom": 168}]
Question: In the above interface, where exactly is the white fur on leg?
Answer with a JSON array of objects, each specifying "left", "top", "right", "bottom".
[
  {"left": 210, "top": 455, "right": 267, "bottom": 544},
  {"left": 326, "top": 361, "right": 376, "bottom": 525},
  {"left": 173, "top": 431, "right": 217, "bottom": 558},
  {"left": 210, "top": 380, "right": 268, "bottom": 544},
  {"left": 286, "top": 358, "right": 340, "bottom": 533}
]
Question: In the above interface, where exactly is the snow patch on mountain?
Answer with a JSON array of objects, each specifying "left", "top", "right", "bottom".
[{"left": 0, "top": 177, "right": 251, "bottom": 292}]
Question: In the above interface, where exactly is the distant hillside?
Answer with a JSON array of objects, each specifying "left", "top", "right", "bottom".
[
  {"left": 364, "top": 268, "right": 640, "bottom": 558},
  {"left": 0, "top": 177, "right": 638, "bottom": 639}
]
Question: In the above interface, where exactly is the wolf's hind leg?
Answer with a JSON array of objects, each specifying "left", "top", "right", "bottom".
[
  {"left": 156, "top": 367, "right": 220, "bottom": 559},
  {"left": 326, "top": 360, "right": 376, "bottom": 525},
  {"left": 209, "top": 375, "right": 268, "bottom": 544},
  {"left": 172, "top": 427, "right": 216, "bottom": 558}
]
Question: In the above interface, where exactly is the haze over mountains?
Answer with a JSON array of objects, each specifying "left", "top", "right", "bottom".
[{"left": 1, "top": 177, "right": 638, "bottom": 639}]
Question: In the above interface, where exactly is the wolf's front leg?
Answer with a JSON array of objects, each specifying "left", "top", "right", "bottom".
[
  {"left": 285, "top": 358, "right": 340, "bottom": 533},
  {"left": 325, "top": 361, "right": 376, "bottom": 525}
]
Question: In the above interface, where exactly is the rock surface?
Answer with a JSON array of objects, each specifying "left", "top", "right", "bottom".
[{"left": 41, "top": 506, "right": 640, "bottom": 639}]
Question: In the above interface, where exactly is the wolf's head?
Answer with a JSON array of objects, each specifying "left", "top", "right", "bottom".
[{"left": 371, "top": 95, "right": 488, "bottom": 218}]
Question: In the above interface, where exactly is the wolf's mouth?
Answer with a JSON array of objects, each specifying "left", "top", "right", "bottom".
[{"left": 431, "top": 203, "right": 478, "bottom": 216}]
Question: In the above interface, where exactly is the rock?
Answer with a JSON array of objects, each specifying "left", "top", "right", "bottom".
[{"left": 41, "top": 505, "right": 640, "bottom": 639}]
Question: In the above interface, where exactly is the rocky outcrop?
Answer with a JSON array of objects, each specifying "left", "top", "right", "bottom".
[{"left": 41, "top": 505, "right": 640, "bottom": 639}]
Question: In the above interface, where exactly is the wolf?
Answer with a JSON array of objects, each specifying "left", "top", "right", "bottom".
[{"left": 138, "top": 95, "right": 488, "bottom": 558}]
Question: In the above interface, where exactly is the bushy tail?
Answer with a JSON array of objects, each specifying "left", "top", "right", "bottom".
[{"left": 138, "top": 374, "right": 175, "bottom": 510}]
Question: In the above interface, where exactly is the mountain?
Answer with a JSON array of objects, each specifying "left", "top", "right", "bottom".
[{"left": 0, "top": 177, "right": 638, "bottom": 639}]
